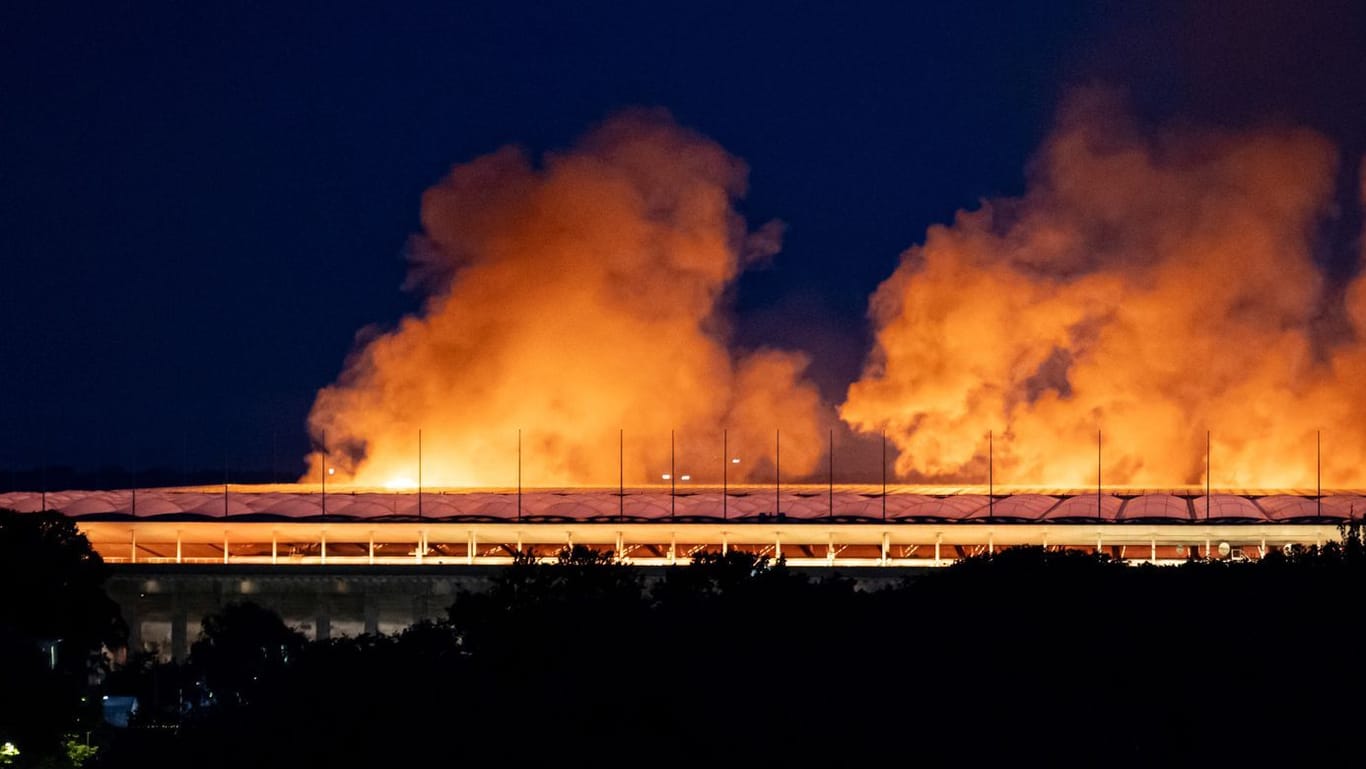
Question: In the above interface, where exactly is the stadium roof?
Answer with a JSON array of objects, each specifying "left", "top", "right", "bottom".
[{"left": 3, "top": 487, "right": 1362, "bottom": 524}]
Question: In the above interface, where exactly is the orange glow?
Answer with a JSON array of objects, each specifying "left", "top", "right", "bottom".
[
  {"left": 842, "top": 90, "right": 1366, "bottom": 487},
  {"left": 305, "top": 111, "right": 824, "bottom": 487}
]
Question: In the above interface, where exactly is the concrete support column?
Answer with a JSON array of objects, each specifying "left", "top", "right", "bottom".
[
  {"left": 223, "top": 533, "right": 229, "bottom": 564},
  {"left": 170, "top": 599, "right": 188, "bottom": 663},
  {"left": 176, "top": 531, "right": 182, "bottom": 564},
  {"left": 935, "top": 532, "right": 942, "bottom": 565},
  {"left": 315, "top": 595, "right": 331, "bottom": 642},
  {"left": 321, "top": 530, "right": 327, "bottom": 565},
  {"left": 721, "top": 532, "right": 728, "bottom": 556},
  {"left": 363, "top": 593, "right": 379, "bottom": 636},
  {"left": 615, "top": 531, "right": 624, "bottom": 559},
  {"left": 270, "top": 531, "right": 277, "bottom": 565},
  {"left": 881, "top": 532, "right": 890, "bottom": 565},
  {"left": 130, "top": 529, "right": 137, "bottom": 564},
  {"left": 774, "top": 533, "right": 781, "bottom": 561},
  {"left": 368, "top": 531, "right": 375, "bottom": 565},
  {"left": 468, "top": 530, "right": 476, "bottom": 565},
  {"left": 125, "top": 599, "right": 142, "bottom": 652}
]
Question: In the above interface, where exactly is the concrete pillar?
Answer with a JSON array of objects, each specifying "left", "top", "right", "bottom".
[
  {"left": 176, "top": 531, "right": 182, "bottom": 564},
  {"left": 320, "top": 530, "right": 327, "bottom": 565},
  {"left": 363, "top": 594, "right": 379, "bottom": 636},
  {"left": 881, "top": 531, "right": 889, "bottom": 565},
  {"left": 368, "top": 531, "right": 375, "bottom": 565},
  {"left": 125, "top": 599, "right": 142, "bottom": 652},
  {"left": 171, "top": 600, "right": 189, "bottom": 663},
  {"left": 468, "top": 530, "right": 477, "bottom": 565},
  {"left": 934, "top": 532, "right": 942, "bottom": 565},
  {"left": 223, "top": 533, "right": 229, "bottom": 564},
  {"left": 130, "top": 529, "right": 137, "bottom": 564},
  {"left": 270, "top": 531, "right": 277, "bottom": 565},
  {"left": 315, "top": 595, "right": 331, "bottom": 642},
  {"left": 774, "top": 533, "right": 781, "bottom": 561}
]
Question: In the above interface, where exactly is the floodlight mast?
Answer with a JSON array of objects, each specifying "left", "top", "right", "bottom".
[
  {"left": 619, "top": 428, "right": 623, "bottom": 522},
  {"left": 775, "top": 429, "right": 780, "bottom": 517},
  {"left": 988, "top": 430, "right": 993, "bottom": 520},
  {"left": 828, "top": 429, "right": 834, "bottom": 520}
]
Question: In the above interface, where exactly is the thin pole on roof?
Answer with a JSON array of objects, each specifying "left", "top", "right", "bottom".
[
  {"left": 516, "top": 429, "right": 521, "bottom": 522},
  {"left": 320, "top": 432, "right": 328, "bottom": 519},
  {"left": 225, "top": 445, "right": 231, "bottom": 519},
  {"left": 1317, "top": 429, "right": 1322, "bottom": 519},
  {"left": 618, "top": 428, "right": 623, "bottom": 522},
  {"left": 722, "top": 429, "right": 728, "bottom": 521},
  {"left": 881, "top": 427, "right": 886, "bottom": 522},
  {"left": 828, "top": 428, "right": 834, "bottom": 521},
  {"left": 1097, "top": 430, "right": 1102, "bottom": 521},
  {"left": 670, "top": 429, "right": 675, "bottom": 520},
  {"left": 418, "top": 429, "right": 423, "bottom": 520},
  {"left": 1206, "top": 430, "right": 1211, "bottom": 522},
  {"left": 272, "top": 430, "right": 278, "bottom": 485},
  {"left": 130, "top": 444, "right": 136, "bottom": 518},
  {"left": 989, "top": 430, "right": 993, "bottom": 521},
  {"left": 775, "top": 429, "right": 781, "bottom": 518}
]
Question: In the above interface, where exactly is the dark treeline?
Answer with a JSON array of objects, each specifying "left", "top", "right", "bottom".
[
  {"left": 112, "top": 538, "right": 1366, "bottom": 766},
  {"left": 6, "top": 509, "right": 1366, "bottom": 767}
]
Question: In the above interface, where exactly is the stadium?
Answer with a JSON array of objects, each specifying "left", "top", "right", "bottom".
[
  {"left": 3, "top": 483, "right": 1357, "bottom": 568},
  {"left": 7, "top": 482, "right": 1358, "bottom": 659}
]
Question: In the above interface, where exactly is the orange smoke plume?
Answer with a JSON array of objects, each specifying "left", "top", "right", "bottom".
[
  {"left": 842, "top": 90, "right": 1366, "bottom": 488},
  {"left": 306, "top": 110, "right": 824, "bottom": 487}
]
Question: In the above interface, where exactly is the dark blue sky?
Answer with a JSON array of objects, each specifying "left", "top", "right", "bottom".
[{"left": 3, "top": 1, "right": 1363, "bottom": 476}]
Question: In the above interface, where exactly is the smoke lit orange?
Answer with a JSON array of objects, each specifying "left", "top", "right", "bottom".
[
  {"left": 842, "top": 90, "right": 1366, "bottom": 487},
  {"left": 305, "top": 111, "right": 825, "bottom": 487}
]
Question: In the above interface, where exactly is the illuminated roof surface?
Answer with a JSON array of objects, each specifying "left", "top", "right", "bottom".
[{"left": 3, "top": 486, "right": 1362, "bottom": 524}]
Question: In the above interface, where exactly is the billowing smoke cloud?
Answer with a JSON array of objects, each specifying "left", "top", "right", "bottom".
[
  {"left": 307, "top": 110, "right": 824, "bottom": 487},
  {"left": 842, "top": 90, "right": 1366, "bottom": 487}
]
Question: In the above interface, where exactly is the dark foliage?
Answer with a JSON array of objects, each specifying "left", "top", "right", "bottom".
[
  {"left": 0, "top": 509, "right": 125, "bottom": 763},
  {"left": 97, "top": 532, "right": 1366, "bottom": 767}
]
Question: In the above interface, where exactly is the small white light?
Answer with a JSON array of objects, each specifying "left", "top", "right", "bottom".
[
  {"left": 661, "top": 473, "right": 671, "bottom": 480},
  {"left": 327, "top": 467, "right": 336, "bottom": 476},
  {"left": 680, "top": 475, "right": 691, "bottom": 481},
  {"left": 731, "top": 457, "right": 741, "bottom": 464}
]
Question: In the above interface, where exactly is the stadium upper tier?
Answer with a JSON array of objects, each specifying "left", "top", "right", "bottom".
[{"left": 3, "top": 486, "right": 1363, "bottom": 523}]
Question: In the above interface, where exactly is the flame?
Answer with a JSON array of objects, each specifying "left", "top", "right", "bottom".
[
  {"left": 306, "top": 110, "right": 824, "bottom": 487},
  {"left": 842, "top": 90, "right": 1366, "bottom": 488}
]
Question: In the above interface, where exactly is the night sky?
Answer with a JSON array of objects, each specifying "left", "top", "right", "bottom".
[{"left": 3, "top": 1, "right": 1364, "bottom": 479}]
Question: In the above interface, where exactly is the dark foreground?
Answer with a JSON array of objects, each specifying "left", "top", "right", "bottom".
[{"left": 5, "top": 510, "right": 1366, "bottom": 767}]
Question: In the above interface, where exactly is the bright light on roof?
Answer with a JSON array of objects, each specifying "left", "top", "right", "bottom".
[{"left": 384, "top": 476, "right": 417, "bottom": 491}]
